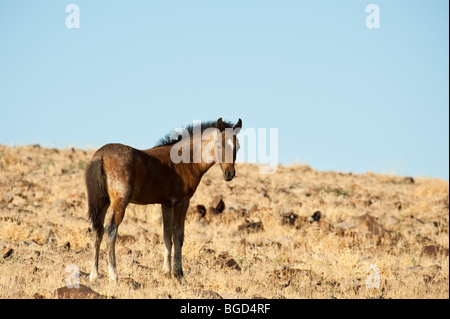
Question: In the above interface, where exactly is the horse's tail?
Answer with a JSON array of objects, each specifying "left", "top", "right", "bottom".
[{"left": 85, "top": 157, "right": 110, "bottom": 230}]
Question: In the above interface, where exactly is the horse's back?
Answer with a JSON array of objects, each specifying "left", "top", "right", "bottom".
[
  {"left": 91, "top": 143, "right": 174, "bottom": 205},
  {"left": 93, "top": 143, "right": 135, "bottom": 159}
]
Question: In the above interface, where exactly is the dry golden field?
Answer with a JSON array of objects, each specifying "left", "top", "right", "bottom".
[{"left": 0, "top": 144, "right": 448, "bottom": 299}]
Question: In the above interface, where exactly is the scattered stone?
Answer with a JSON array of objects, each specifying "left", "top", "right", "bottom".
[
  {"left": 281, "top": 212, "right": 298, "bottom": 226},
  {"left": 12, "top": 195, "right": 26, "bottom": 206},
  {"left": 2, "top": 248, "right": 13, "bottom": 259},
  {"left": 308, "top": 211, "right": 321, "bottom": 223},
  {"left": 224, "top": 258, "right": 241, "bottom": 270},
  {"left": 63, "top": 242, "right": 71, "bottom": 251},
  {"left": 210, "top": 195, "right": 225, "bottom": 214},
  {"left": 217, "top": 252, "right": 241, "bottom": 271},
  {"left": 403, "top": 177, "right": 415, "bottom": 184},
  {"left": 196, "top": 205, "right": 207, "bottom": 218},
  {"left": 422, "top": 245, "right": 449, "bottom": 258},
  {"left": 354, "top": 213, "right": 384, "bottom": 236},
  {"left": 238, "top": 218, "right": 264, "bottom": 233},
  {"left": 195, "top": 289, "right": 223, "bottom": 299},
  {"left": 332, "top": 214, "right": 385, "bottom": 238},
  {"left": 118, "top": 234, "right": 136, "bottom": 245},
  {"left": 54, "top": 284, "right": 107, "bottom": 299}
]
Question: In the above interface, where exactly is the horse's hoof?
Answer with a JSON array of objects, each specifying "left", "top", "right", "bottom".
[
  {"left": 109, "top": 275, "right": 119, "bottom": 284},
  {"left": 89, "top": 272, "right": 98, "bottom": 283},
  {"left": 175, "top": 276, "right": 187, "bottom": 285}
]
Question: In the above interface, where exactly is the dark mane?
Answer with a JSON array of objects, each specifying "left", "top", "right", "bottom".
[{"left": 155, "top": 120, "right": 235, "bottom": 147}]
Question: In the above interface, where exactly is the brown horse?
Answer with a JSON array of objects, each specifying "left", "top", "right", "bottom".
[{"left": 85, "top": 118, "right": 242, "bottom": 282}]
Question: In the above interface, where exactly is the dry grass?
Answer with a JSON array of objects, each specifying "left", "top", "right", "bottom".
[{"left": 0, "top": 144, "right": 448, "bottom": 299}]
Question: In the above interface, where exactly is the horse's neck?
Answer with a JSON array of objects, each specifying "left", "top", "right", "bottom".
[
  {"left": 188, "top": 138, "right": 216, "bottom": 176},
  {"left": 151, "top": 138, "right": 216, "bottom": 177}
]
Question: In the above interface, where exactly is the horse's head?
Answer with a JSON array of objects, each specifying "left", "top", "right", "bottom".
[{"left": 215, "top": 118, "right": 242, "bottom": 181}]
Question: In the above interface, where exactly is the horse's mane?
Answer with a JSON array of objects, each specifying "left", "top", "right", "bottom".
[{"left": 155, "top": 120, "right": 235, "bottom": 147}]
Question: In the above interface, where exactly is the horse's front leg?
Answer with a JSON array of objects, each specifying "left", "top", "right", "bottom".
[
  {"left": 172, "top": 199, "right": 189, "bottom": 278},
  {"left": 161, "top": 204, "right": 173, "bottom": 276}
]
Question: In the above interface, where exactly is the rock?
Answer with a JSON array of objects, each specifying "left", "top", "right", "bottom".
[
  {"left": 422, "top": 245, "right": 449, "bottom": 258},
  {"left": 62, "top": 242, "right": 70, "bottom": 251},
  {"left": 217, "top": 252, "right": 241, "bottom": 271},
  {"left": 308, "top": 211, "right": 321, "bottom": 223},
  {"left": 54, "top": 284, "right": 107, "bottom": 299},
  {"left": 12, "top": 195, "right": 26, "bottom": 206},
  {"left": 252, "top": 295, "right": 267, "bottom": 299},
  {"left": 224, "top": 258, "right": 241, "bottom": 270},
  {"left": 196, "top": 205, "right": 207, "bottom": 218},
  {"left": 333, "top": 214, "right": 384, "bottom": 238},
  {"left": 210, "top": 195, "right": 225, "bottom": 213},
  {"left": 195, "top": 289, "right": 223, "bottom": 299},
  {"left": 402, "top": 177, "right": 415, "bottom": 184},
  {"left": 118, "top": 234, "right": 136, "bottom": 245},
  {"left": 354, "top": 213, "right": 384, "bottom": 236},
  {"left": 238, "top": 218, "right": 264, "bottom": 233},
  {"left": 2, "top": 248, "right": 13, "bottom": 259},
  {"left": 281, "top": 212, "right": 298, "bottom": 226}
]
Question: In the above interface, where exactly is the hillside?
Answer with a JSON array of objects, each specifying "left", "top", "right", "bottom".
[{"left": 0, "top": 144, "right": 448, "bottom": 298}]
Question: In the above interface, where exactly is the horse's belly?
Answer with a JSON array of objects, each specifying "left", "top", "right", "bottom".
[{"left": 129, "top": 183, "right": 171, "bottom": 205}]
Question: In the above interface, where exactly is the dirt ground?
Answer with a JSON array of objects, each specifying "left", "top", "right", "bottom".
[{"left": 0, "top": 144, "right": 448, "bottom": 299}]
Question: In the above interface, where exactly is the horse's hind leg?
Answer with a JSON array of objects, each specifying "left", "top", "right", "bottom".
[
  {"left": 106, "top": 198, "right": 128, "bottom": 282},
  {"left": 89, "top": 203, "right": 109, "bottom": 282},
  {"left": 172, "top": 199, "right": 189, "bottom": 278}
]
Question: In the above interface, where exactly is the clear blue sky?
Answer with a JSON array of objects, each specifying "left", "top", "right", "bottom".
[{"left": 0, "top": 1, "right": 448, "bottom": 179}]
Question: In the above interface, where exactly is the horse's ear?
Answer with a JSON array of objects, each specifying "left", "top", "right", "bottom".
[
  {"left": 233, "top": 118, "right": 242, "bottom": 133},
  {"left": 216, "top": 118, "right": 225, "bottom": 131}
]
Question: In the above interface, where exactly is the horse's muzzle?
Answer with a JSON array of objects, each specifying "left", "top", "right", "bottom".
[{"left": 223, "top": 169, "right": 236, "bottom": 181}]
